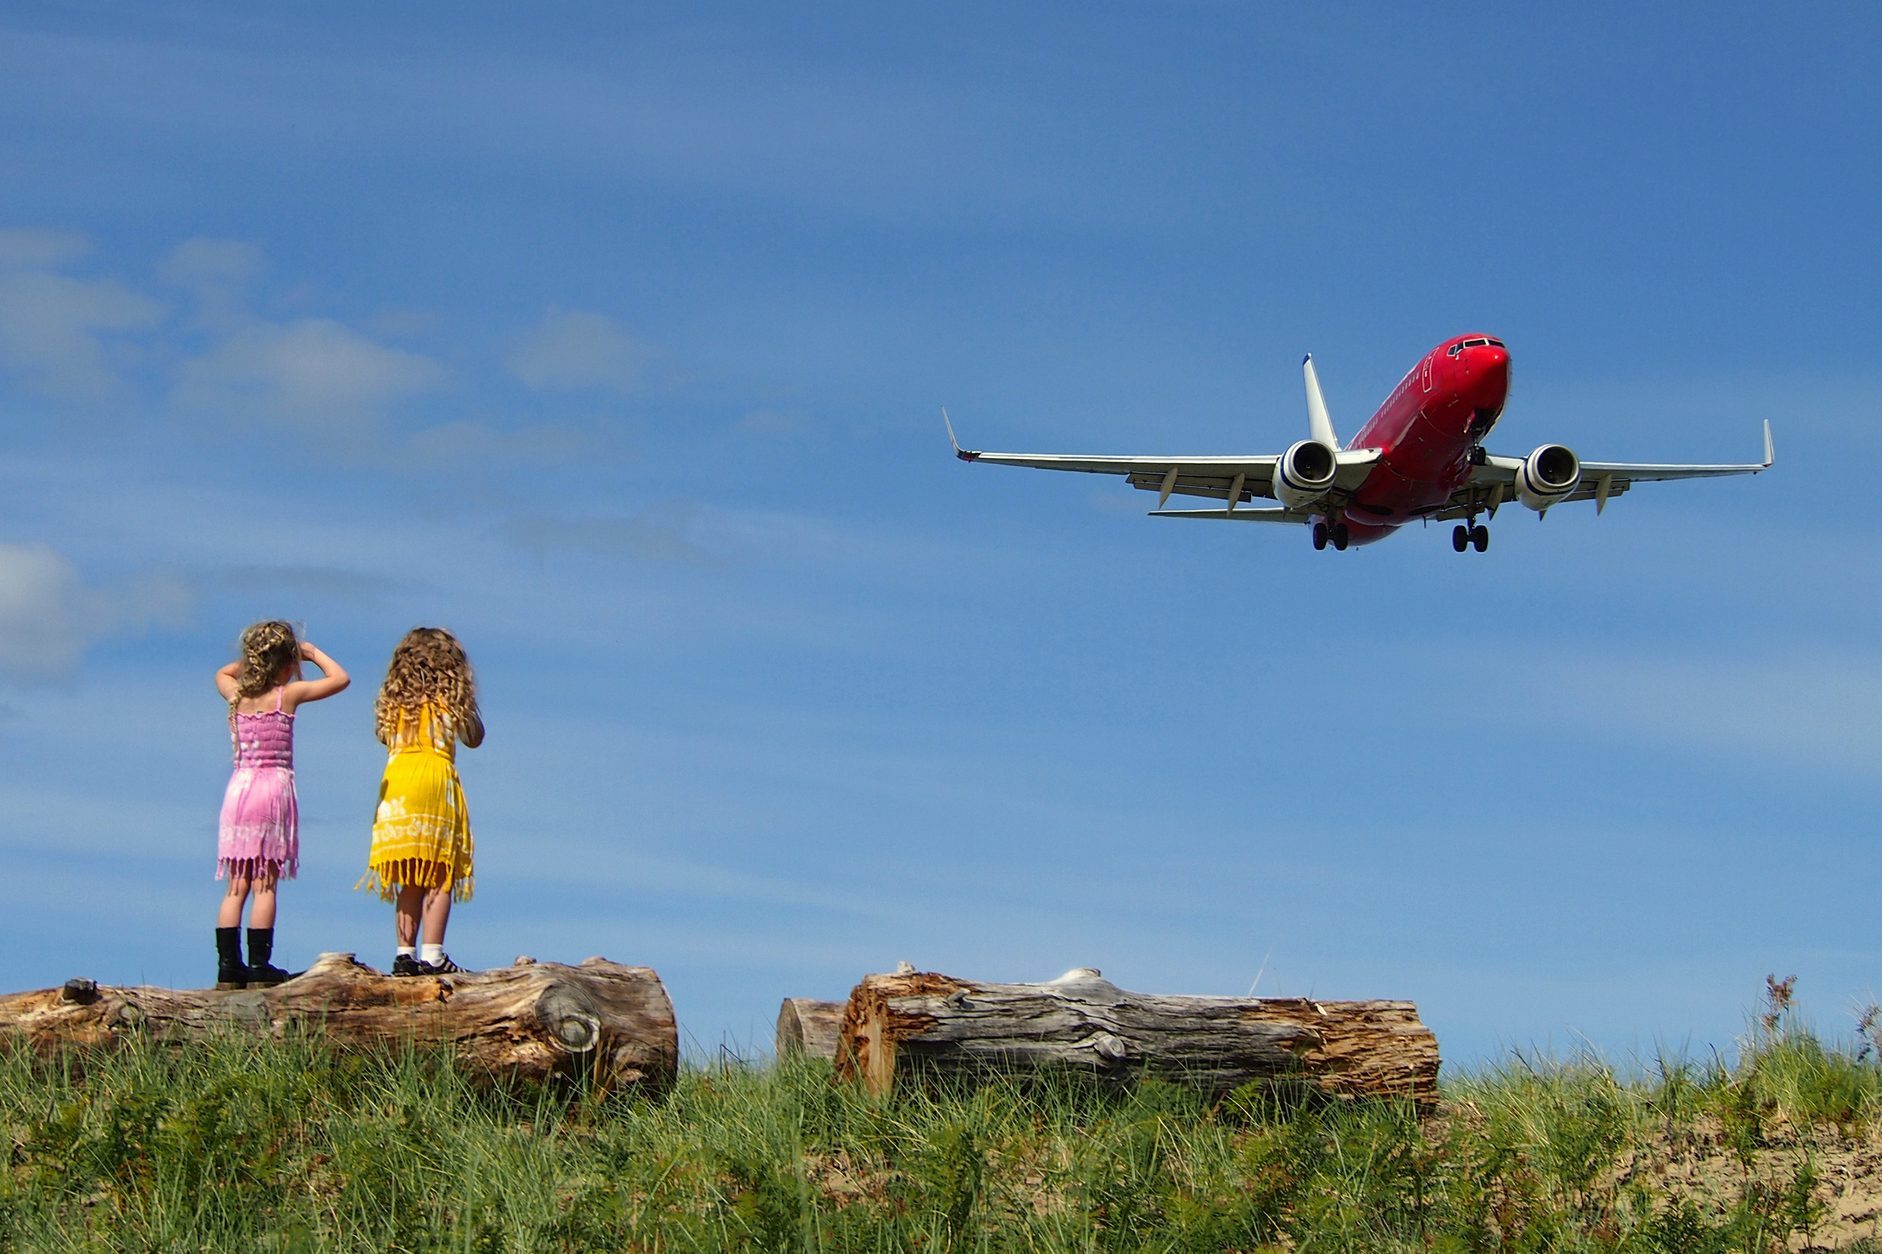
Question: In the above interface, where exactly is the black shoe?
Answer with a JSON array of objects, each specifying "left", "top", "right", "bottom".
[
  {"left": 247, "top": 962, "right": 292, "bottom": 986},
  {"left": 391, "top": 954, "right": 424, "bottom": 977},
  {"left": 215, "top": 925, "right": 247, "bottom": 989},
  {"left": 419, "top": 954, "right": 465, "bottom": 975}
]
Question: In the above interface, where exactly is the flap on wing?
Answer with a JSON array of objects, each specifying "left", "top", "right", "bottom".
[
  {"left": 1126, "top": 465, "right": 1275, "bottom": 505},
  {"left": 1334, "top": 448, "right": 1382, "bottom": 489},
  {"left": 1150, "top": 507, "right": 1310, "bottom": 523}
]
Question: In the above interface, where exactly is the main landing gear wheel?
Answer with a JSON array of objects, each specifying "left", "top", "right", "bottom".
[
  {"left": 1313, "top": 522, "right": 1327, "bottom": 550},
  {"left": 1313, "top": 521, "right": 1351, "bottom": 552},
  {"left": 1453, "top": 524, "right": 1491, "bottom": 553}
]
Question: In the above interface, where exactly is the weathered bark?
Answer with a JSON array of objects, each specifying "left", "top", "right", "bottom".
[
  {"left": 775, "top": 998, "right": 845, "bottom": 1061},
  {"left": 836, "top": 967, "right": 1438, "bottom": 1105},
  {"left": 0, "top": 953, "right": 677, "bottom": 1098}
]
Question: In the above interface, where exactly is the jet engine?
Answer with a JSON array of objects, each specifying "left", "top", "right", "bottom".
[
  {"left": 1271, "top": 439, "right": 1338, "bottom": 510},
  {"left": 1514, "top": 444, "right": 1581, "bottom": 512}
]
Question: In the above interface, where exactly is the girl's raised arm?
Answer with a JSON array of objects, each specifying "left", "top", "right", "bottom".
[
  {"left": 285, "top": 643, "right": 350, "bottom": 709},
  {"left": 214, "top": 660, "right": 241, "bottom": 700}
]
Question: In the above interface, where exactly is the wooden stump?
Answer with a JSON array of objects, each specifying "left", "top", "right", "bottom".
[
  {"left": 775, "top": 998, "right": 845, "bottom": 1061},
  {"left": 0, "top": 953, "right": 678, "bottom": 1098},
  {"left": 835, "top": 967, "right": 1438, "bottom": 1105}
]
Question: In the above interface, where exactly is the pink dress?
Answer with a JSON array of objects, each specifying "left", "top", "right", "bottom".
[{"left": 217, "top": 688, "right": 299, "bottom": 880}]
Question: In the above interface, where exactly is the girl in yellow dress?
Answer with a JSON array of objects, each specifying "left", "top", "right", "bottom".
[{"left": 358, "top": 627, "right": 484, "bottom": 976}]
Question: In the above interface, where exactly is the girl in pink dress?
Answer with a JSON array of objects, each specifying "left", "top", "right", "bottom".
[{"left": 213, "top": 621, "right": 349, "bottom": 989}]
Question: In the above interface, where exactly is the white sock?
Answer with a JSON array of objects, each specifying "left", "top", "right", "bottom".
[
  {"left": 420, "top": 943, "right": 445, "bottom": 965},
  {"left": 396, "top": 946, "right": 417, "bottom": 959}
]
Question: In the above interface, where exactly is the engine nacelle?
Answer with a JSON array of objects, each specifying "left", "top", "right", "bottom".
[
  {"left": 1271, "top": 439, "right": 1338, "bottom": 510},
  {"left": 1514, "top": 443, "right": 1580, "bottom": 512}
]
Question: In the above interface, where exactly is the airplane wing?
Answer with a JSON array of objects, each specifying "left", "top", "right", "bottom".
[
  {"left": 1436, "top": 420, "right": 1775, "bottom": 520},
  {"left": 944, "top": 410, "right": 1378, "bottom": 513}
]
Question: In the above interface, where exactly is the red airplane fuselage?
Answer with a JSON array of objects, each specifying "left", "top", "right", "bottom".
[{"left": 1321, "top": 334, "right": 1512, "bottom": 545}]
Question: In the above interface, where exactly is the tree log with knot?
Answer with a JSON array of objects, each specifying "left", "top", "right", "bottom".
[
  {"left": 835, "top": 967, "right": 1438, "bottom": 1106},
  {"left": 0, "top": 953, "right": 677, "bottom": 1098}
]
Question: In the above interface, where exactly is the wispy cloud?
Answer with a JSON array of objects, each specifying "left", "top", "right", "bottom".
[
  {"left": 506, "top": 309, "right": 656, "bottom": 395},
  {"left": 0, "top": 543, "right": 191, "bottom": 680},
  {"left": 158, "top": 237, "right": 266, "bottom": 328},
  {"left": 158, "top": 237, "right": 265, "bottom": 289},
  {"left": 171, "top": 317, "right": 445, "bottom": 430},
  {"left": 1529, "top": 650, "right": 1882, "bottom": 778},
  {"left": 0, "top": 227, "right": 91, "bottom": 270},
  {"left": 0, "top": 269, "right": 165, "bottom": 402}
]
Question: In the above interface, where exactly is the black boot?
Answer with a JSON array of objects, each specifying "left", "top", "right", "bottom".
[
  {"left": 215, "top": 926, "right": 248, "bottom": 990},
  {"left": 245, "top": 927, "right": 292, "bottom": 986}
]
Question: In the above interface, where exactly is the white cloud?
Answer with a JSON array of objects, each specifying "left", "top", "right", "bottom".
[
  {"left": 0, "top": 270, "right": 165, "bottom": 402},
  {"left": 505, "top": 309, "right": 655, "bottom": 394},
  {"left": 1546, "top": 652, "right": 1882, "bottom": 778},
  {"left": 157, "top": 237, "right": 266, "bottom": 289},
  {"left": 159, "top": 238, "right": 267, "bottom": 331},
  {"left": 171, "top": 317, "right": 445, "bottom": 429},
  {"left": 0, "top": 228, "right": 92, "bottom": 270},
  {"left": 0, "top": 543, "right": 190, "bottom": 680},
  {"left": 0, "top": 545, "right": 92, "bottom": 676}
]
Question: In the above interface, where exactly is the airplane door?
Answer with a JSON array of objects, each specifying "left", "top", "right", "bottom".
[{"left": 1420, "top": 353, "right": 1434, "bottom": 393}]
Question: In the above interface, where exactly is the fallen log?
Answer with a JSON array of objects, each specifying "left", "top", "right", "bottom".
[
  {"left": 836, "top": 967, "right": 1438, "bottom": 1105},
  {"left": 0, "top": 953, "right": 677, "bottom": 1098},
  {"left": 775, "top": 998, "right": 845, "bottom": 1061}
]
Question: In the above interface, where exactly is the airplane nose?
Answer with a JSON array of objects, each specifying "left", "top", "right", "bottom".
[{"left": 1474, "top": 348, "right": 1510, "bottom": 407}]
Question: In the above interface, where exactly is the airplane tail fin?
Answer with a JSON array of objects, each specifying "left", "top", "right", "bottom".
[{"left": 1303, "top": 355, "right": 1339, "bottom": 448}]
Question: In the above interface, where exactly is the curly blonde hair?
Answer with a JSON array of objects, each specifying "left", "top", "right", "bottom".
[
  {"left": 231, "top": 620, "right": 300, "bottom": 711},
  {"left": 375, "top": 627, "right": 478, "bottom": 742}
]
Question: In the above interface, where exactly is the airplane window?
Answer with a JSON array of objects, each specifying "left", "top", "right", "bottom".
[
  {"left": 1447, "top": 344, "right": 1463, "bottom": 356},
  {"left": 1488, "top": 338, "right": 1505, "bottom": 348}
]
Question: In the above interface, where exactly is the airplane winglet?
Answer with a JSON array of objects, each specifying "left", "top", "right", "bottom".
[
  {"left": 942, "top": 407, "right": 978, "bottom": 461},
  {"left": 1761, "top": 419, "right": 1774, "bottom": 468}
]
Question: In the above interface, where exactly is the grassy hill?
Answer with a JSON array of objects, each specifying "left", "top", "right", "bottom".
[{"left": 3, "top": 982, "right": 1880, "bottom": 1250}]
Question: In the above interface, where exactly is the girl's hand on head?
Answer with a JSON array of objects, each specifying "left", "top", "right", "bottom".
[{"left": 300, "top": 641, "right": 318, "bottom": 660}]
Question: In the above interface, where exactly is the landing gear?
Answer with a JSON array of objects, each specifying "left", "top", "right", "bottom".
[
  {"left": 1452, "top": 523, "right": 1490, "bottom": 553},
  {"left": 1313, "top": 521, "right": 1350, "bottom": 551}
]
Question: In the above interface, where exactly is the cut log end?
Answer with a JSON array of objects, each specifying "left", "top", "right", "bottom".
[{"left": 775, "top": 998, "right": 845, "bottom": 1061}]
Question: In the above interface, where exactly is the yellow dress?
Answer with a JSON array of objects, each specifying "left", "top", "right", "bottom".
[{"left": 358, "top": 702, "right": 474, "bottom": 902}]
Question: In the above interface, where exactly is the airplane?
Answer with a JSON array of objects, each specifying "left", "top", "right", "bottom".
[{"left": 945, "top": 334, "right": 1773, "bottom": 552}]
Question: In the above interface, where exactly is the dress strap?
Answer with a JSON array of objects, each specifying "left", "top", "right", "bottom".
[{"left": 274, "top": 686, "right": 285, "bottom": 712}]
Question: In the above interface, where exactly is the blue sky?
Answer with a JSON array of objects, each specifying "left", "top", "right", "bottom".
[{"left": 2, "top": 3, "right": 1878, "bottom": 1069}]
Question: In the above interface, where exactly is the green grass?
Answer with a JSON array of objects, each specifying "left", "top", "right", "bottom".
[{"left": 3, "top": 985, "right": 1880, "bottom": 1251}]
